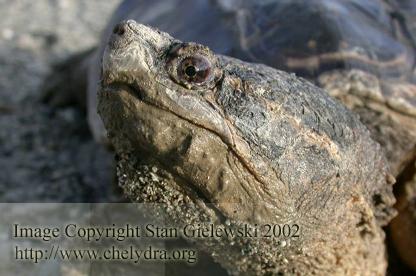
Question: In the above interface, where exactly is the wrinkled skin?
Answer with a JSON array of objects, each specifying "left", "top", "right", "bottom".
[{"left": 98, "top": 21, "right": 396, "bottom": 275}]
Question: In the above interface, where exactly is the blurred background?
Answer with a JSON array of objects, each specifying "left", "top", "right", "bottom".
[{"left": 0, "top": 0, "right": 122, "bottom": 202}]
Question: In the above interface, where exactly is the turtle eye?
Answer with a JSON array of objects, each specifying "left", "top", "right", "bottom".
[
  {"left": 166, "top": 42, "right": 221, "bottom": 89},
  {"left": 178, "top": 56, "right": 212, "bottom": 84}
]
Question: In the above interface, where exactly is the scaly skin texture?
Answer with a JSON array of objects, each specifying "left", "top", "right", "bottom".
[{"left": 98, "top": 21, "right": 396, "bottom": 275}]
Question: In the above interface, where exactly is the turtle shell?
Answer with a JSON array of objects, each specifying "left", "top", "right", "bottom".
[{"left": 237, "top": 0, "right": 414, "bottom": 78}]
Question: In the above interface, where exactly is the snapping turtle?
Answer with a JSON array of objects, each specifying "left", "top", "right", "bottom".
[
  {"left": 98, "top": 21, "right": 395, "bottom": 275},
  {"left": 44, "top": 0, "right": 416, "bottom": 274}
]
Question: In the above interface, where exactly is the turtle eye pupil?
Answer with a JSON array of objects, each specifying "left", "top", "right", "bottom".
[
  {"left": 177, "top": 55, "right": 212, "bottom": 84},
  {"left": 185, "top": 65, "right": 197, "bottom": 77}
]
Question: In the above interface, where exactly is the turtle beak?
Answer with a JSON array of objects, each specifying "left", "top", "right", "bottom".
[
  {"left": 100, "top": 20, "right": 134, "bottom": 87},
  {"left": 106, "top": 21, "right": 136, "bottom": 53},
  {"left": 101, "top": 20, "right": 173, "bottom": 87}
]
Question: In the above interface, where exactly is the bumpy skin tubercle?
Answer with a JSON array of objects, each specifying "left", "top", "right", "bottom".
[{"left": 98, "top": 21, "right": 396, "bottom": 275}]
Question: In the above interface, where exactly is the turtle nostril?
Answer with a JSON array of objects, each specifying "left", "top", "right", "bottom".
[{"left": 113, "top": 23, "right": 126, "bottom": 36}]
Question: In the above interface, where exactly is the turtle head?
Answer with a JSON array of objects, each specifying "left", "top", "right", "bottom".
[
  {"left": 98, "top": 20, "right": 395, "bottom": 229},
  {"left": 100, "top": 20, "right": 228, "bottom": 153},
  {"left": 99, "top": 21, "right": 270, "bottom": 223}
]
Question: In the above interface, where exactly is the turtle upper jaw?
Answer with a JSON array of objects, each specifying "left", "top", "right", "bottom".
[{"left": 101, "top": 20, "right": 173, "bottom": 87}]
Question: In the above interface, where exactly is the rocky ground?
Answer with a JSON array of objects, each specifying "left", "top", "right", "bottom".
[{"left": 0, "top": 0, "right": 121, "bottom": 202}]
